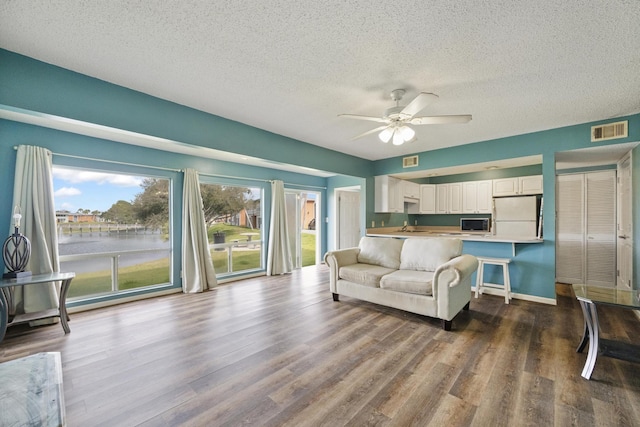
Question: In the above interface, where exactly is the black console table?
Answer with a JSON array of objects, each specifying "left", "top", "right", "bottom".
[{"left": 0, "top": 272, "right": 75, "bottom": 343}]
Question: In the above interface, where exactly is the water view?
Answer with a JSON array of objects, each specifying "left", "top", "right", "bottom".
[{"left": 58, "top": 230, "right": 170, "bottom": 273}]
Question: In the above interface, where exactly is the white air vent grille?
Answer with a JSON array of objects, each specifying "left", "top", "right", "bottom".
[
  {"left": 403, "top": 155, "right": 419, "bottom": 168},
  {"left": 591, "top": 121, "right": 628, "bottom": 142}
]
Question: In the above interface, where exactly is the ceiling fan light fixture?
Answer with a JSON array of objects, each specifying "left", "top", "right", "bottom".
[
  {"left": 378, "top": 127, "right": 393, "bottom": 143},
  {"left": 399, "top": 125, "right": 415, "bottom": 141},
  {"left": 392, "top": 130, "right": 405, "bottom": 146}
]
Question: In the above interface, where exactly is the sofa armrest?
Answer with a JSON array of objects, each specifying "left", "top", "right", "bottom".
[
  {"left": 324, "top": 248, "right": 360, "bottom": 293},
  {"left": 433, "top": 254, "right": 478, "bottom": 320}
]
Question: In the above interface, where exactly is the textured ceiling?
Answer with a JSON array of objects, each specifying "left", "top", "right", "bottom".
[{"left": 1, "top": 1, "right": 640, "bottom": 162}]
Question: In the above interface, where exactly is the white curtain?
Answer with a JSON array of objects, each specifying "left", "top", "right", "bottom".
[
  {"left": 267, "top": 180, "right": 293, "bottom": 275},
  {"left": 10, "top": 145, "right": 60, "bottom": 316},
  {"left": 181, "top": 168, "right": 217, "bottom": 293}
]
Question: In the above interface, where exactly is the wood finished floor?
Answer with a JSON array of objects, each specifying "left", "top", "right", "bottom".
[{"left": 1, "top": 265, "right": 639, "bottom": 426}]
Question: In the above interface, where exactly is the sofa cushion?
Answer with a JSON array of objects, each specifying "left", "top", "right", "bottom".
[
  {"left": 400, "top": 238, "right": 462, "bottom": 272},
  {"left": 379, "top": 270, "right": 435, "bottom": 296},
  {"left": 357, "top": 236, "right": 404, "bottom": 269},
  {"left": 339, "top": 263, "right": 396, "bottom": 288}
]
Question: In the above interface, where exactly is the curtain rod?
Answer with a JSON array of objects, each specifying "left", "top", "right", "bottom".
[
  {"left": 14, "top": 145, "right": 181, "bottom": 173},
  {"left": 196, "top": 173, "right": 326, "bottom": 190},
  {"left": 14, "top": 145, "right": 327, "bottom": 189}
]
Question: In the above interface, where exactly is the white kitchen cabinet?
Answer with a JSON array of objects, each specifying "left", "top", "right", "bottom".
[
  {"left": 436, "top": 183, "right": 462, "bottom": 214},
  {"left": 493, "top": 175, "right": 543, "bottom": 197},
  {"left": 403, "top": 180, "right": 420, "bottom": 200},
  {"left": 419, "top": 184, "right": 436, "bottom": 214},
  {"left": 374, "top": 175, "right": 404, "bottom": 213},
  {"left": 462, "top": 180, "right": 493, "bottom": 213}
]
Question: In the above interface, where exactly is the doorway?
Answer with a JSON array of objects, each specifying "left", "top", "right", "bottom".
[
  {"left": 285, "top": 189, "right": 320, "bottom": 268},
  {"left": 336, "top": 188, "right": 361, "bottom": 249}
]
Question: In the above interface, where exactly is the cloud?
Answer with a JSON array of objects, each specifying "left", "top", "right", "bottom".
[
  {"left": 59, "top": 202, "right": 75, "bottom": 211},
  {"left": 55, "top": 187, "right": 81, "bottom": 197},
  {"left": 53, "top": 167, "right": 143, "bottom": 187}
]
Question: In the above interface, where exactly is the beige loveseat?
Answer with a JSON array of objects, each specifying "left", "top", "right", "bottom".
[{"left": 324, "top": 236, "right": 478, "bottom": 330}]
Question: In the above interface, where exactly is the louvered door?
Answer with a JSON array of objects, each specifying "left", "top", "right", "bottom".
[
  {"left": 585, "top": 171, "right": 616, "bottom": 287},
  {"left": 556, "top": 174, "right": 585, "bottom": 283},
  {"left": 556, "top": 171, "right": 616, "bottom": 286}
]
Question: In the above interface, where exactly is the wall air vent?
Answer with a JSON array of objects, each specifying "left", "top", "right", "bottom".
[
  {"left": 591, "top": 121, "right": 628, "bottom": 142},
  {"left": 403, "top": 155, "right": 419, "bottom": 168}
]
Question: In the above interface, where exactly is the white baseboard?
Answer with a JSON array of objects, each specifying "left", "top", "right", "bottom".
[
  {"left": 471, "top": 286, "right": 557, "bottom": 305},
  {"left": 67, "top": 288, "right": 181, "bottom": 314}
]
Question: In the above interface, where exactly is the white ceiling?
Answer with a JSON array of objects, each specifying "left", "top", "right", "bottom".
[{"left": 1, "top": 1, "right": 640, "bottom": 165}]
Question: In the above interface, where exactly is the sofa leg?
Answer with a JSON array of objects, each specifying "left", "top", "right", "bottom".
[
  {"left": 441, "top": 319, "right": 452, "bottom": 331},
  {"left": 332, "top": 293, "right": 339, "bottom": 301},
  {"left": 463, "top": 302, "right": 470, "bottom": 311}
]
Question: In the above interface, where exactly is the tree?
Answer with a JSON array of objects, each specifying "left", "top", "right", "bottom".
[
  {"left": 200, "top": 184, "right": 250, "bottom": 224},
  {"left": 131, "top": 179, "right": 169, "bottom": 228},
  {"left": 102, "top": 200, "right": 135, "bottom": 223}
]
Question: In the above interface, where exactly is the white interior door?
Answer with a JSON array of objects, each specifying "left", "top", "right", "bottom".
[
  {"left": 337, "top": 190, "right": 361, "bottom": 249},
  {"left": 556, "top": 171, "right": 617, "bottom": 286},
  {"left": 556, "top": 174, "right": 585, "bottom": 283},
  {"left": 585, "top": 171, "right": 616, "bottom": 287},
  {"left": 617, "top": 154, "right": 633, "bottom": 289}
]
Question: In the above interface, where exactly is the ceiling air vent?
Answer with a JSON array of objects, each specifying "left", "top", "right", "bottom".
[
  {"left": 403, "top": 155, "right": 419, "bottom": 168},
  {"left": 591, "top": 121, "right": 628, "bottom": 142}
]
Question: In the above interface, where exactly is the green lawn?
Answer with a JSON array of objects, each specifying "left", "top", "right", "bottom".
[{"left": 68, "top": 224, "right": 316, "bottom": 299}]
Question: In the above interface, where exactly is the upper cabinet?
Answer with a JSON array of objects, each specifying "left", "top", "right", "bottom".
[
  {"left": 493, "top": 175, "right": 543, "bottom": 197},
  {"left": 436, "top": 183, "right": 463, "bottom": 214},
  {"left": 462, "top": 180, "right": 493, "bottom": 213},
  {"left": 374, "top": 174, "right": 543, "bottom": 215},
  {"left": 374, "top": 175, "right": 404, "bottom": 213},
  {"left": 403, "top": 180, "right": 420, "bottom": 200},
  {"left": 417, "top": 184, "right": 436, "bottom": 214}
]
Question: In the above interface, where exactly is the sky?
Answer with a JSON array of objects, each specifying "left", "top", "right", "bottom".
[{"left": 53, "top": 166, "right": 144, "bottom": 213}]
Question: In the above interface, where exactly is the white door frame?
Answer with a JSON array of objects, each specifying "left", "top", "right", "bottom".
[
  {"left": 617, "top": 152, "right": 633, "bottom": 289},
  {"left": 335, "top": 186, "right": 362, "bottom": 250}
]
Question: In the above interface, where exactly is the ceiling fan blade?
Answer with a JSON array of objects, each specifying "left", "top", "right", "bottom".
[
  {"left": 400, "top": 92, "right": 439, "bottom": 118},
  {"left": 351, "top": 125, "right": 390, "bottom": 140},
  {"left": 410, "top": 114, "right": 472, "bottom": 125},
  {"left": 338, "top": 114, "right": 388, "bottom": 123}
]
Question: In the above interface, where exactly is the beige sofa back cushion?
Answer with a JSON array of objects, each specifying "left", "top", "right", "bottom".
[
  {"left": 357, "top": 236, "right": 404, "bottom": 269},
  {"left": 400, "top": 238, "right": 462, "bottom": 272}
]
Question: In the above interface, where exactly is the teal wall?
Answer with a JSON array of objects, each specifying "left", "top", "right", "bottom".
[
  {"left": 371, "top": 115, "right": 640, "bottom": 300},
  {"left": 0, "top": 119, "right": 332, "bottom": 304},
  {"left": 1, "top": 48, "right": 639, "bottom": 301},
  {"left": 0, "top": 49, "right": 372, "bottom": 178}
]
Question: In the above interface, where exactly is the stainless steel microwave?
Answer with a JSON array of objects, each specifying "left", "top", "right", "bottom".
[{"left": 460, "top": 218, "right": 490, "bottom": 232}]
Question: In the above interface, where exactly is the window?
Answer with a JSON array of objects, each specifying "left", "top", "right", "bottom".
[
  {"left": 199, "top": 182, "right": 263, "bottom": 276},
  {"left": 53, "top": 166, "right": 172, "bottom": 300}
]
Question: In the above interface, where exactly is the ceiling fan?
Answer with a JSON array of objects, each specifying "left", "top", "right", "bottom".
[{"left": 339, "top": 89, "right": 472, "bottom": 145}]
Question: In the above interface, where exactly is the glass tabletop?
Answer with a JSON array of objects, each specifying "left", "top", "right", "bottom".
[
  {"left": 0, "top": 272, "right": 75, "bottom": 288},
  {"left": 572, "top": 284, "right": 640, "bottom": 309}
]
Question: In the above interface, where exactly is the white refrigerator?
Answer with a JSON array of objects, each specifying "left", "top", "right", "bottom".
[{"left": 493, "top": 196, "right": 538, "bottom": 238}]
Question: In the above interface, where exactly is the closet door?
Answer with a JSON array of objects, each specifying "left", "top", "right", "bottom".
[
  {"left": 556, "top": 171, "right": 617, "bottom": 286},
  {"left": 556, "top": 174, "right": 585, "bottom": 283},
  {"left": 585, "top": 171, "right": 616, "bottom": 287}
]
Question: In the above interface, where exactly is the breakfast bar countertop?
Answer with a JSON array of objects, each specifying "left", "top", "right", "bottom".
[{"left": 366, "top": 227, "right": 543, "bottom": 244}]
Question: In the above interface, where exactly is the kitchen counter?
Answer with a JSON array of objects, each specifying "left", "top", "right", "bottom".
[{"left": 366, "top": 227, "right": 542, "bottom": 255}]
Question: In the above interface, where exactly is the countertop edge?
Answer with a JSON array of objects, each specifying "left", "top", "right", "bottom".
[{"left": 366, "top": 232, "right": 544, "bottom": 244}]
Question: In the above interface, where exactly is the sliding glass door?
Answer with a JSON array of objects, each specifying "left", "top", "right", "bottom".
[{"left": 284, "top": 189, "right": 319, "bottom": 268}]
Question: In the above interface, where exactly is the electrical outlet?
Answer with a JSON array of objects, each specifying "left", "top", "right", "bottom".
[
  {"left": 415, "top": 220, "right": 418, "bottom": 225},
  {"left": 371, "top": 220, "right": 375, "bottom": 228},
  {"left": 381, "top": 221, "right": 384, "bottom": 227}
]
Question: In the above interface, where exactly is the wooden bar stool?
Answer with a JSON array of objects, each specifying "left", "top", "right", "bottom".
[{"left": 475, "top": 256, "right": 512, "bottom": 304}]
